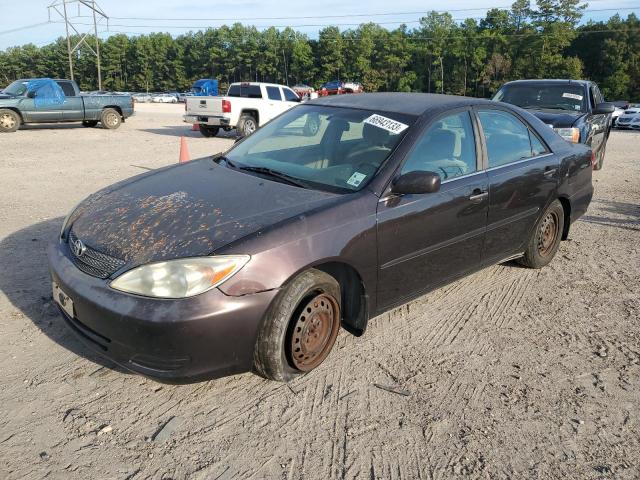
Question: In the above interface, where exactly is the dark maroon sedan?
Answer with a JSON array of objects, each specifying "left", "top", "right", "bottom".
[{"left": 48, "top": 93, "right": 593, "bottom": 382}]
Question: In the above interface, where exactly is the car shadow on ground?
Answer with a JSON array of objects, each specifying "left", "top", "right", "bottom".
[
  {"left": 141, "top": 125, "right": 239, "bottom": 139},
  {"left": 580, "top": 199, "right": 640, "bottom": 232},
  {"left": 0, "top": 217, "right": 127, "bottom": 373}
]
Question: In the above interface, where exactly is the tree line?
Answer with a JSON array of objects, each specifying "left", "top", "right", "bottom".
[{"left": 0, "top": 0, "right": 638, "bottom": 101}]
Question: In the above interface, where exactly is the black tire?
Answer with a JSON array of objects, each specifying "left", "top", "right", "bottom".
[
  {"left": 593, "top": 141, "right": 606, "bottom": 171},
  {"left": 199, "top": 125, "right": 219, "bottom": 137},
  {"left": 238, "top": 114, "right": 258, "bottom": 137},
  {"left": 82, "top": 120, "right": 98, "bottom": 128},
  {"left": 253, "top": 269, "right": 341, "bottom": 382},
  {"left": 518, "top": 199, "right": 565, "bottom": 269},
  {"left": 101, "top": 108, "right": 122, "bottom": 130},
  {"left": 0, "top": 109, "right": 20, "bottom": 133}
]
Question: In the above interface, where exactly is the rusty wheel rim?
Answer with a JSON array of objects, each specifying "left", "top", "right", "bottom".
[
  {"left": 289, "top": 293, "right": 340, "bottom": 372},
  {"left": 537, "top": 211, "right": 559, "bottom": 257},
  {"left": 1, "top": 113, "right": 16, "bottom": 129}
]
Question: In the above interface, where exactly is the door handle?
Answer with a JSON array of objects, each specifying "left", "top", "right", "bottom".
[
  {"left": 543, "top": 167, "right": 557, "bottom": 176},
  {"left": 469, "top": 190, "right": 488, "bottom": 203}
]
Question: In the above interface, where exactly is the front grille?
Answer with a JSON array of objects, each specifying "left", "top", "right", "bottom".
[{"left": 68, "top": 229, "right": 126, "bottom": 279}]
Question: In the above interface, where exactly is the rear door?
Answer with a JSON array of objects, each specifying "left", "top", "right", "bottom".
[
  {"left": 475, "top": 107, "right": 559, "bottom": 264},
  {"left": 265, "top": 85, "right": 289, "bottom": 118},
  {"left": 376, "top": 109, "right": 489, "bottom": 308},
  {"left": 57, "top": 81, "right": 84, "bottom": 121}
]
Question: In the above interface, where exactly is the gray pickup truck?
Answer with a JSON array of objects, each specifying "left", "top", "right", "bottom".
[{"left": 0, "top": 78, "right": 134, "bottom": 132}]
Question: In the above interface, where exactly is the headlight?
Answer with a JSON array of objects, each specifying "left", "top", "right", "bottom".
[
  {"left": 111, "top": 255, "right": 251, "bottom": 298},
  {"left": 553, "top": 127, "right": 580, "bottom": 143},
  {"left": 110, "top": 255, "right": 250, "bottom": 298}
]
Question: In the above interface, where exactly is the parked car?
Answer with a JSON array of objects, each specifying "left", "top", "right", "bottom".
[
  {"left": 184, "top": 81, "right": 301, "bottom": 137},
  {"left": 615, "top": 106, "right": 640, "bottom": 129},
  {"left": 0, "top": 78, "right": 133, "bottom": 132},
  {"left": 318, "top": 80, "right": 345, "bottom": 96},
  {"left": 611, "top": 106, "right": 625, "bottom": 126},
  {"left": 292, "top": 84, "right": 314, "bottom": 98},
  {"left": 177, "top": 92, "right": 190, "bottom": 103},
  {"left": 151, "top": 93, "right": 178, "bottom": 103},
  {"left": 190, "top": 79, "right": 219, "bottom": 97},
  {"left": 49, "top": 92, "right": 593, "bottom": 382},
  {"left": 132, "top": 93, "right": 152, "bottom": 103},
  {"left": 493, "top": 79, "right": 615, "bottom": 170},
  {"left": 343, "top": 81, "right": 364, "bottom": 93}
]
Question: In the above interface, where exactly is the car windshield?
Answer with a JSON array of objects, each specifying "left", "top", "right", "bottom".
[
  {"left": 224, "top": 105, "right": 415, "bottom": 193},
  {"left": 494, "top": 84, "right": 587, "bottom": 112},
  {"left": 3, "top": 80, "right": 29, "bottom": 96}
]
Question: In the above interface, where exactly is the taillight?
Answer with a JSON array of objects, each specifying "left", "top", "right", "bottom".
[{"left": 222, "top": 99, "right": 231, "bottom": 113}]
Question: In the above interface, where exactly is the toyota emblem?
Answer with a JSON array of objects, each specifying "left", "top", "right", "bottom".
[{"left": 71, "top": 238, "right": 86, "bottom": 257}]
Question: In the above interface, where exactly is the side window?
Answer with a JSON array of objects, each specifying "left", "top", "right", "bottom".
[
  {"left": 57, "top": 81, "right": 76, "bottom": 97},
  {"left": 401, "top": 111, "right": 477, "bottom": 181},
  {"left": 266, "top": 86, "right": 281, "bottom": 101},
  {"left": 589, "top": 87, "right": 597, "bottom": 109},
  {"left": 283, "top": 88, "right": 300, "bottom": 102},
  {"left": 478, "top": 110, "right": 537, "bottom": 168},
  {"left": 529, "top": 131, "right": 548, "bottom": 156}
]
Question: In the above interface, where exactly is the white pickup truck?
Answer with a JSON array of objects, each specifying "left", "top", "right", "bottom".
[{"left": 184, "top": 82, "right": 302, "bottom": 137}]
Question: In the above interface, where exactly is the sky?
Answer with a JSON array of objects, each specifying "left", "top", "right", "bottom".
[{"left": 1, "top": 0, "right": 639, "bottom": 50}]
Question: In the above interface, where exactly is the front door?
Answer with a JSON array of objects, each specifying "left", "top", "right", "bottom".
[
  {"left": 376, "top": 110, "right": 489, "bottom": 308},
  {"left": 475, "top": 108, "right": 560, "bottom": 263}
]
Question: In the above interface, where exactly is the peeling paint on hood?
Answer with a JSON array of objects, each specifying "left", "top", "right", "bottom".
[{"left": 69, "top": 158, "right": 339, "bottom": 267}]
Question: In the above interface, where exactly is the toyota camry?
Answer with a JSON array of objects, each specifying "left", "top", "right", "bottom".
[{"left": 48, "top": 93, "right": 594, "bottom": 382}]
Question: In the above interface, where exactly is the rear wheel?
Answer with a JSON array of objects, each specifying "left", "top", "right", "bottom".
[
  {"left": 518, "top": 199, "right": 564, "bottom": 269},
  {"left": 238, "top": 114, "right": 258, "bottom": 137},
  {"left": 101, "top": 108, "right": 121, "bottom": 130},
  {"left": 0, "top": 109, "right": 20, "bottom": 133},
  {"left": 253, "top": 269, "right": 341, "bottom": 382},
  {"left": 199, "top": 125, "right": 219, "bottom": 137},
  {"left": 82, "top": 120, "right": 98, "bottom": 128}
]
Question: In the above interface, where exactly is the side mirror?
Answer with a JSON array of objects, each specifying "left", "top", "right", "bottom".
[
  {"left": 391, "top": 171, "right": 441, "bottom": 195},
  {"left": 27, "top": 90, "right": 36, "bottom": 98},
  {"left": 593, "top": 102, "right": 615, "bottom": 114}
]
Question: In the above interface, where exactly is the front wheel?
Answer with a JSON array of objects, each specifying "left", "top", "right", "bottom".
[
  {"left": 253, "top": 269, "right": 341, "bottom": 382},
  {"left": 199, "top": 125, "right": 219, "bottom": 137},
  {"left": 101, "top": 108, "right": 122, "bottom": 130},
  {"left": 518, "top": 199, "right": 565, "bottom": 269},
  {"left": 0, "top": 109, "right": 20, "bottom": 133}
]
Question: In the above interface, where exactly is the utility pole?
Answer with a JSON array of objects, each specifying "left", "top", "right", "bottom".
[{"left": 48, "top": 0, "right": 108, "bottom": 90}]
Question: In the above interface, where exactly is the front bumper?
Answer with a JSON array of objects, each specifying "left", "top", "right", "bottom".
[
  {"left": 47, "top": 242, "right": 279, "bottom": 382},
  {"left": 183, "top": 114, "right": 230, "bottom": 127}
]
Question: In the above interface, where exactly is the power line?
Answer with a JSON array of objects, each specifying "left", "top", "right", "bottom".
[{"left": 0, "top": 22, "right": 51, "bottom": 36}]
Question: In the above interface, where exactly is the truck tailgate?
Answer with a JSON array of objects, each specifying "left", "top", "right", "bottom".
[{"left": 186, "top": 96, "right": 223, "bottom": 116}]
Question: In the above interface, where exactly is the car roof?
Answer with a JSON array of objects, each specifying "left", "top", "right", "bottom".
[
  {"left": 308, "top": 92, "right": 496, "bottom": 116},
  {"left": 501, "top": 79, "right": 593, "bottom": 87}
]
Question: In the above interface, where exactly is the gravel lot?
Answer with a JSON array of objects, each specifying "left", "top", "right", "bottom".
[{"left": 1, "top": 103, "right": 639, "bottom": 479}]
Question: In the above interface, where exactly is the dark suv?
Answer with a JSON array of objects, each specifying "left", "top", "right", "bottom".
[{"left": 493, "top": 79, "right": 615, "bottom": 170}]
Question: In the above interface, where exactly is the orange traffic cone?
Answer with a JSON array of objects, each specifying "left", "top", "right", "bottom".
[
  {"left": 179, "top": 136, "right": 190, "bottom": 163},
  {"left": 191, "top": 123, "right": 199, "bottom": 131}
]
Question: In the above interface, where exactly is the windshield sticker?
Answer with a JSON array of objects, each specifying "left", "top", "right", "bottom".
[
  {"left": 347, "top": 172, "right": 367, "bottom": 187},
  {"left": 562, "top": 93, "right": 583, "bottom": 101},
  {"left": 363, "top": 114, "right": 409, "bottom": 135}
]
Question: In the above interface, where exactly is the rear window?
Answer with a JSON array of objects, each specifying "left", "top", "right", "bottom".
[
  {"left": 56, "top": 81, "right": 76, "bottom": 97},
  {"left": 227, "top": 84, "right": 262, "bottom": 99}
]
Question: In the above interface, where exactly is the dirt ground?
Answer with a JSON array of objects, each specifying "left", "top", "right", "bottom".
[{"left": 0, "top": 103, "right": 639, "bottom": 480}]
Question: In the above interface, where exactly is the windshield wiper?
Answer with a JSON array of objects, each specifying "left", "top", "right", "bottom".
[
  {"left": 237, "top": 166, "right": 309, "bottom": 188},
  {"left": 213, "top": 154, "right": 238, "bottom": 168}
]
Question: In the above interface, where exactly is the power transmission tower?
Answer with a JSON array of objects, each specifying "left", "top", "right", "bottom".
[{"left": 48, "top": 0, "right": 108, "bottom": 89}]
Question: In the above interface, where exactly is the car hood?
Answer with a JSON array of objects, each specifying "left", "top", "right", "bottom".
[
  {"left": 69, "top": 158, "right": 339, "bottom": 267},
  {"left": 525, "top": 108, "right": 585, "bottom": 128}
]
